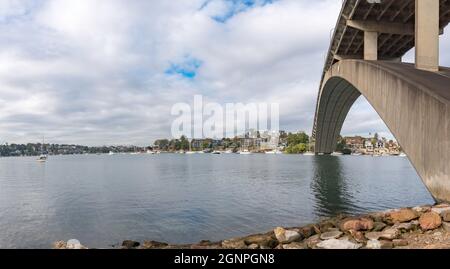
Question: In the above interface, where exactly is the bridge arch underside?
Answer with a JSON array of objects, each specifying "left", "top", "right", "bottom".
[{"left": 314, "top": 60, "right": 450, "bottom": 202}]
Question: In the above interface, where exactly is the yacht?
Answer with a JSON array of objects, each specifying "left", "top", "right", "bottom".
[
  {"left": 239, "top": 150, "right": 252, "bottom": 155},
  {"left": 265, "top": 150, "right": 283, "bottom": 154},
  {"left": 36, "top": 137, "right": 48, "bottom": 162}
]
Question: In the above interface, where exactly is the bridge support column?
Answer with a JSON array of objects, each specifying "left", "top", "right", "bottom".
[
  {"left": 415, "top": 0, "right": 440, "bottom": 72},
  {"left": 364, "top": 31, "right": 378, "bottom": 61}
]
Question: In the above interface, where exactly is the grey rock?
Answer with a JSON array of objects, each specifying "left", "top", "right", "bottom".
[
  {"left": 320, "top": 231, "right": 343, "bottom": 240},
  {"left": 317, "top": 239, "right": 362, "bottom": 249}
]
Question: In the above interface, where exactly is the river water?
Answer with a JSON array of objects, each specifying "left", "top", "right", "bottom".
[{"left": 0, "top": 154, "right": 434, "bottom": 248}]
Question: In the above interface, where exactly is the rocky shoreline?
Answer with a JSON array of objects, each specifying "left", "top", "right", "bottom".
[{"left": 54, "top": 203, "right": 450, "bottom": 250}]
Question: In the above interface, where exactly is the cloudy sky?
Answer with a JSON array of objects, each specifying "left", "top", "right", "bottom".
[{"left": 0, "top": 0, "right": 449, "bottom": 146}]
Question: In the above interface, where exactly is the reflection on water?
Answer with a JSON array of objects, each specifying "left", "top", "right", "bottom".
[
  {"left": 0, "top": 154, "right": 435, "bottom": 248},
  {"left": 311, "top": 156, "right": 361, "bottom": 217}
]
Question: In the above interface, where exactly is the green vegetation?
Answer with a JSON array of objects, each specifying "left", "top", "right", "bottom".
[{"left": 284, "top": 132, "right": 310, "bottom": 154}]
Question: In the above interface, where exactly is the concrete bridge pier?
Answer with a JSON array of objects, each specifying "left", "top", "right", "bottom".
[{"left": 415, "top": 0, "right": 440, "bottom": 72}]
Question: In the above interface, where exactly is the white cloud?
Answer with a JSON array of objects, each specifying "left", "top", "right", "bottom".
[{"left": 1, "top": 0, "right": 446, "bottom": 145}]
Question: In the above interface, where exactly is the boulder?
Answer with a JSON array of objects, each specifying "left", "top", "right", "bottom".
[
  {"left": 372, "top": 222, "right": 387, "bottom": 232},
  {"left": 340, "top": 218, "right": 374, "bottom": 232},
  {"left": 393, "top": 221, "right": 417, "bottom": 232},
  {"left": 379, "top": 228, "right": 400, "bottom": 240},
  {"left": 379, "top": 240, "right": 394, "bottom": 249},
  {"left": 66, "top": 239, "right": 86, "bottom": 249},
  {"left": 142, "top": 241, "right": 169, "bottom": 249},
  {"left": 300, "top": 225, "right": 316, "bottom": 238},
  {"left": 366, "top": 239, "right": 381, "bottom": 249},
  {"left": 442, "top": 222, "right": 450, "bottom": 232},
  {"left": 393, "top": 239, "right": 409, "bottom": 247},
  {"left": 320, "top": 231, "right": 343, "bottom": 240},
  {"left": 419, "top": 212, "right": 442, "bottom": 230},
  {"left": 282, "top": 242, "right": 307, "bottom": 249},
  {"left": 305, "top": 234, "right": 321, "bottom": 249},
  {"left": 317, "top": 239, "right": 362, "bottom": 249},
  {"left": 122, "top": 240, "right": 140, "bottom": 249},
  {"left": 349, "top": 230, "right": 366, "bottom": 243},
  {"left": 243, "top": 234, "right": 278, "bottom": 248},
  {"left": 53, "top": 241, "right": 67, "bottom": 249},
  {"left": 386, "top": 209, "right": 418, "bottom": 224},
  {"left": 440, "top": 210, "right": 450, "bottom": 222},
  {"left": 431, "top": 206, "right": 450, "bottom": 215},
  {"left": 222, "top": 238, "right": 247, "bottom": 249},
  {"left": 365, "top": 232, "right": 382, "bottom": 241},
  {"left": 274, "top": 227, "right": 301, "bottom": 244}
]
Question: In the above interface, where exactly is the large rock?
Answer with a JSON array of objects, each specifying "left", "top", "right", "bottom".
[
  {"left": 305, "top": 234, "right": 321, "bottom": 249},
  {"left": 282, "top": 242, "right": 307, "bottom": 249},
  {"left": 379, "top": 228, "right": 400, "bottom": 240},
  {"left": 419, "top": 212, "right": 442, "bottom": 230},
  {"left": 431, "top": 205, "right": 450, "bottom": 215},
  {"left": 442, "top": 222, "right": 450, "bottom": 232},
  {"left": 142, "top": 241, "right": 169, "bottom": 249},
  {"left": 349, "top": 230, "right": 366, "bottom": 243},
  {"left": 300, "top": 225, "right": 316, "bottom": 238},
  {"left": 340, "top": 218, "right": 374, "bottom": 232},
  {"left": 243, "top": 234, "right": 278, "bottom": 248},
  {"left": 386, "top": 209, "right": 418, "bottom": 224},
  {"left": 393, "top": 239, "right": 409, "bottom": 247},
  {"left": 440, "top": 210, "right": 450, "bottom": 222},
  {"left": 365, "top": 232, "right": 382, "bottom": 241},
  {"left": 222, "top": 238, "right": 247, "bottom": 249},
  {"left": 66, "top": 239, "right": 86, "bottom": 250},
  {"left": 122, "top": 240, "right": 140, "bottom": 249},
  {"left": 53, "top": 241, "right": 67, "bottom": 249},
  {"left": 393, "top": 221, "right": 418, "bottom": 232},
  {"left": 274, "top": 227, "right": 301, "bottom": 244},
  {"left": 366, "top": 239, "right": 381, "bottom": 249},
  {"left": 379, "top": 240, "right": 394, "bottom": 249},
  {"left": 317, "top": 239, "right": 362, "bottom": 249},
  {"left": 320, "top": 231, "right": 343, "bottom": 240},
  {"left": 372, "top": 222, "right": 387, "bottom": 232}
]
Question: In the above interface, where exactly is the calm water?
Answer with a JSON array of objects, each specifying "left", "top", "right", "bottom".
[{"left": 0, "top": 154, "right": 434, "bottom": 248}]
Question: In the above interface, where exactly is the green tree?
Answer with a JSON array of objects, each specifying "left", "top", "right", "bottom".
[
  {"left": 285, "top": 143, "right": 307, "bottom": 154},
  {"left": 287, "top": 132, "right": 309, "bottom": 146}
]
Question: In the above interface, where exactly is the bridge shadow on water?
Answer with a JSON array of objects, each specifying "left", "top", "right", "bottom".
[{"left": 310, "top": 155, "right": 365, "bottom": 218}]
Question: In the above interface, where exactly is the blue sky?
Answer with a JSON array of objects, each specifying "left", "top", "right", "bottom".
[{"left": 1, "top": 0, "right": 449, "bottom": 146}]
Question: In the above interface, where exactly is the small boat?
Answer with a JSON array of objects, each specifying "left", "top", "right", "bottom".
[
  {"left": 212, "top": 151, "right": 221, "bottom": 155},
  {"left": 239, "top": 150, "right": 252, "bottom": 155},
  {"left": 108, "top": 151, "right": 115, "bottom": 155},
  {"left": 224, "top": 150, "right": 233, "bottom": 154},
  {"left": 36, "top": 137, "right": 48, "bottom": 162},
  {"left": 303, "top": 152, "right": 315, "bottom": 156},
  {"left": 37, "top": 154, "right": 48, "bottom": 162},
  {"left": 265, "top": 150, "right": 283, "bottom": 154},
  {"left": 399, "top": 153, "right": 407, "bottom": 157},
  {"left": 185, "top": 151, "right": 196, "bottom": 155},
  {"left": 147, "top": 150, "right": 155, "bottom": 154},
  {"left": 331, "top": 152, "right": 343, "bottom": 156}
]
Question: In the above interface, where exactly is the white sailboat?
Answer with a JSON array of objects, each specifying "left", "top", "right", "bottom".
[{"left": 37, "top": 137, "right": 48, "bottom": 162}]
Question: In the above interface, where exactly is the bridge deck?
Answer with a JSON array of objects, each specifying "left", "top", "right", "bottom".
[
  {"left": 372, "top": 61, "right": 450, "bottom": 102},
  {"left": 323, "top": 0, "right": 450, "bottom": 83}
]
